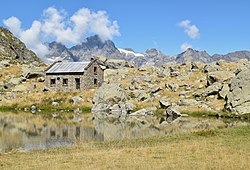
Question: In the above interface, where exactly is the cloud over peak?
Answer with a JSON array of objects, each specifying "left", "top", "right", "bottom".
[
  {"left": 3, "top": 7, "right": 120, "bottom": 60},
  {"left": 180, "top": 42, "right": 192, "bottom": 52},
  {"left": 179, "top": 20, "right": 200, "bottom": 39}
]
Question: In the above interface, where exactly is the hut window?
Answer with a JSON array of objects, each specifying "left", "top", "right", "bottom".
[
  {"left": 94, "top": 66, "right": 97, "bottom": 75},
  {"left": 50, "top": 79, "right": 56, "bottom": 87},
  {"left": 63, "top": 79, "right": 68, "bottom": 86},
  {"left": 94, "top": 78, "right": 98, "bottom": 85}
]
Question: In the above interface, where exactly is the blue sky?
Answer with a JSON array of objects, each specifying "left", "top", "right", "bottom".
[{"left": 0, "top": 0, "right": 250, "bottom": 57}]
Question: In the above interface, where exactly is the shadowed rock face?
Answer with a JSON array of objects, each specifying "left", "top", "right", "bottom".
[
  {"left": 0, "top": 26, "right": 42, "bottom": 66},
  {"left": 69, "top": 35, "right": 121, "bottom": 62},
  {"left": 44, "top": 42, "right": 76, "bottom": 63},
  {"left": 226, "top": 67, "right": 250, "bottom": 114}
]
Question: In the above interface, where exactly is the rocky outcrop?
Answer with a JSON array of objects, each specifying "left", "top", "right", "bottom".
[
  {"left": 0, "top": 26, "right": 43, "bottom": 66},
  {"left": 225, "top": 68, "right": 250, "bottom": 114},
  {"left": 218, "top": 85, "right": 230, "bottom": 99},
  {"left": 21, "top": 66, "right": 44, "bottom": 79},
  {"left": 203, "top": 63, "right": 222, "bottom": 73},
  {"left": 207, "top": 71, "right": 235, "bottom": 86},
  {"left": 92, "top": 83, "right": 133, "bottom": 120},
  {"left": 203, "top": 82, "right": 222, "bottom": 97}
]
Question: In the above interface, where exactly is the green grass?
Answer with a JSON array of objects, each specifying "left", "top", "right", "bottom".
[
  {"left": 181, "top": 110, "right": 250, "bottom": 119},
  {"left": 0, "top": 105, "right": 91, "bottom": 114}
]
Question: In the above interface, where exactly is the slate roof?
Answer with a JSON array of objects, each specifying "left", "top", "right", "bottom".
[{"left": 46, "top": 62, "right": 90, "bottom": 74}]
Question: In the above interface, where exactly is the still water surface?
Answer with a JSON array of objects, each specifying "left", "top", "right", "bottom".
[{"left": 0, "top": 112, "right": 248, "bottom": 153}]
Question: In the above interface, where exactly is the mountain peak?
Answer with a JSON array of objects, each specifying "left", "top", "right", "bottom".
[
  {"left": 86, "top": 35, "right": 102, "bottom": 43},
  {"left": 185, "top": 48, "right": 195, "bottom": 52},
  {"left": 177, "top": 48, "right": 212, "bottom": 63}
]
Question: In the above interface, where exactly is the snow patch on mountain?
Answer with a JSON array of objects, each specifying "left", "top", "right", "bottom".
[{"left": 118, "top": 48, "right": 144, "bottom": 57}]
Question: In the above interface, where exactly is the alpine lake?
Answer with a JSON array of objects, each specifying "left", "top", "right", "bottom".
[{"left": 0, "top": 110, "right": 249, "bottom": 153}]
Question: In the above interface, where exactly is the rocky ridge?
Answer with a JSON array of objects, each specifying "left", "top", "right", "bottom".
[
  {"left": 44, "top": 35, "right": 172, "bottom": 67},
  {"left": 44, "top": 35, "right": 250, "bottom": 67},
  {"left": 0, "top": 26, "right": 43, "bottom": 66}
]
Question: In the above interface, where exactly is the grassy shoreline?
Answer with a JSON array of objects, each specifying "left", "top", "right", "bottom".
[
  {"left": 1, "top": 105, "right": 250, "bottom": 120},
  {"left": 0, "top": 125, "right": 249, "bottom": 169},
  {"left": 0, "top": 105, "right": 92, "bottom": 113}
]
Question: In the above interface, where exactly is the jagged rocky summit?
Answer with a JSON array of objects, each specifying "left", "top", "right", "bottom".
[
  {"left": 0, "top": 26, "right": 43, "bottom": 66},
  {"left": 44, "top": 35, "right": 250, "bottom": 67},
  {"left": 44, "top": 35, "right": 172, "bottom": 67}
]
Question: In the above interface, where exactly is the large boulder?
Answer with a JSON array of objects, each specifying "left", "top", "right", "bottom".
[
  {"left": 203, "top": 63, "right": 222, "bottom": 73},
  {"left": 92, "top": 83, "right": 128, "bottom": 105},
  {"left": 159, "top": 98, "right": 171, "bottom": 109},
  {"left": 207, "top": 71, "right": 235, "bottom": 86},
  {"left": 132, "top": 89, "right": 151, "bottom": 101},
  {"left": 226, "top": 68, "right": 250, "bottom": 114},
  {"left": 92, "top": 83, "right": 133, "bottom": 120},
  {"left": 104, "top": 68, "right": 129, "bottom": 82},
  {"left": 218, "top": 85, "right": 230, "bottom": 99},
  {"left": 202, "top": 82, "right": 222, "bottom": 97},
  {"left": 21, "top": 66, "right": 44, "bottom": 79}
]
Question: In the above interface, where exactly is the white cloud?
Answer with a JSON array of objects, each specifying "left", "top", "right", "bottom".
[
  {"left": 179, "top": 20, "right": 200, "bottom": 39},
  {"left": 20, "top": 20, "right": 49, "bottom": 61},
  {"left": 180, "top": 42, "right": 192, "bottom": 52},
  {"left": 89, "top": 10, "right": 120, "bottom": 41},
  {"left": 3, "top": 17, "right": 22, "bottom": 35},
  {"left": 41, "top": 7, "right": 120, "bottom": 43},
  {"left": 3, "top": 7, "right": 120, "bottom": 60}
]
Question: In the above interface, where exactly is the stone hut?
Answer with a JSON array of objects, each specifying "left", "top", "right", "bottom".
[{"left": 45, "top": 59, "right": 104, "bottom": 91}]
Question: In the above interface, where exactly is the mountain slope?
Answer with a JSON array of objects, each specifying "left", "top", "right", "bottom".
[
  {"left": 44, "top": 42, "right": 76, "bottom": 63},
  {"left": 0, "top": 26, "right": 42, "bottom": 66},
  {"left": 212, "top": 51, "right": 250, "bottom": 62}
]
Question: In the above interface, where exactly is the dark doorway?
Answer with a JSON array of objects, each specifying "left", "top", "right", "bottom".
[
  {"left": 75, "top": 78, "right": 80, "bottom": 89},
  {"left": 94, "top": 78, "right": 98, "bottom": 86}
]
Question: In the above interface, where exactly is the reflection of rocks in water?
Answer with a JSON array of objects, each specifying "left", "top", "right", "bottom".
[
  {"left": 160, "top": 113, "right": 180, "bottom": 124},
  {"left": 0, "top": 114, "right": 103, "bottom": 152},
  {"left": 93, "top": 116, "right": 161, "bottom": 140}
]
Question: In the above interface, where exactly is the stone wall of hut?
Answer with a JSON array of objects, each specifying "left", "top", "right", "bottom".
[{"left": 45, "top": 60, "right": 104, "bottom": 91}]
